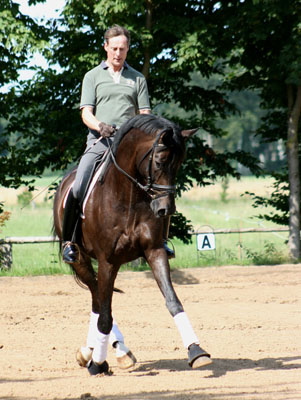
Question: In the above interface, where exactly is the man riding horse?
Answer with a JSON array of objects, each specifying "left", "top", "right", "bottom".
[{"left": 62, "top": 24, "right": 174, "bottom": 264}]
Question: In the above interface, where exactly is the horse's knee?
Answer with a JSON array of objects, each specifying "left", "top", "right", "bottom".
[{"left": 97, "top": 313, "right": 113, "bottom": 335}]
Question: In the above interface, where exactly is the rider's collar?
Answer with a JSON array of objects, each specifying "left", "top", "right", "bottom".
[{"left": 101, "top": 60, "right": 129, "bottom": 69}]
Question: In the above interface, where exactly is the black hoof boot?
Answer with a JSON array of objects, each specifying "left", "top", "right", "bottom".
[
  {"left": 87, "top": 360, "right": 110, "bottom": 376},
  {"left": 188, "top": 343, "right": 212, "bottom": 369},
  {"left": 62, "top": 241, "right": 79, "bottom": 264},
  {"left": 163, "top": 240, "right": 175, "bottom": 259}
]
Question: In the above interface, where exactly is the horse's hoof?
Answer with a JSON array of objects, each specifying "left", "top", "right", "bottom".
[
  {"left": 87, "top": 360, "right": 111, "bottom": 376},
  {"left": 188, "top": 343, "right": 212, "bottom": 369},
  {"left": 191, "top": 355, "right": 212, "bottom": 369},
  {"left": 76, "top": 347, "right": 92, "bottom": 367},
  {"left": 116, "top": 349, "right": 137, "bottom": 369}
]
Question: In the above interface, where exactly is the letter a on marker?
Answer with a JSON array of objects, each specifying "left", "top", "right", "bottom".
[{"left": 202, "top": 235, "right": 211, "bottom": 249}]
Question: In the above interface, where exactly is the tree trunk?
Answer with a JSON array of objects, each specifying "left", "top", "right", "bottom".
[
  {"left": 287, "top": 85, "right": 301, "bottom": 261},
  {"left": 141, "top": 0, "right": 152, "bottom": 80}
]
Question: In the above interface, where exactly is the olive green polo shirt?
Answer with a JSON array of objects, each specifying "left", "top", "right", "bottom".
[{"left": 80, "top": 61, "right": 150, "bottom": 129}]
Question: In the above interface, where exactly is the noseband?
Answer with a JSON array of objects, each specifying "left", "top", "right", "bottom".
[{"left": 106, "top": 129, "right": 176, "bottom": 200}]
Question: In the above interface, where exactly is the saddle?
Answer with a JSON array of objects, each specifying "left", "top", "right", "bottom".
[{"left": 64, "top": 149, "right": 111, "bottom": 218}]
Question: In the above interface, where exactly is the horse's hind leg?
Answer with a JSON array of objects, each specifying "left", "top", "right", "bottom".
[
  {"left": 68, "top": 254, "right": 100, "bottom": 363},
  {"left": 82, "top": 260, "right": 116, "bottom": 375},
  {"left": 74, "top": 256, "right": 136, "bottom": 373},
  {"left": 78, "top": 311, "right": 136, "bottom": 370},
  {"left": 146, "top": 250, "right": 212, "bottom": 369},
  {"left": 68, "top": 254, "right": 108, "bottom": 374}
]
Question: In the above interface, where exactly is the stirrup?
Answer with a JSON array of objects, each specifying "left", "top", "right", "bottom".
[
  {"left": 163, "top": 239, "right": 175, "bottom": 259},
  {"left": 62, "top": 241, "right": 79, "bottom": 264}
]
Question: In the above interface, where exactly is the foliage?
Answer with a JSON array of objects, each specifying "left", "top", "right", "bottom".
[
  {"left": 244, "top": 171, "right": 290, "bottom": 226},
  {"left": 169, "top": 211, "right": 193, "bottom": 245},
  {"left": 0, "top": 0, "right": 48, "bottom": 87},
  {"left": 17, "top": 188, "right": 33, "bottom": 208},
  {"left": 211, "top": 0, "right": 301, "bottom": 257},
  {"left": 243, "top": 241, "right": 287, "bottom": 266},
  {"left": 0, "top": 202, "right": 11, "bottom": 231},
  {"left": 0, "top": 0, "right": 266, "bottom": 242}
]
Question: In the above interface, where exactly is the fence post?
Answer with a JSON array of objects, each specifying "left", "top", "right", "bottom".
[{"left": 0, "top": 243, "right": 12, "bottom": 270}]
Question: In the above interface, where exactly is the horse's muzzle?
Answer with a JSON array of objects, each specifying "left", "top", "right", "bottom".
[{"left": 150, "top": 193, "right": 176, "bottom": 217}]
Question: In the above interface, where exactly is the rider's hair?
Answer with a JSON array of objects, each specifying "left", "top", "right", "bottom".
[{"left": 104, "top": 25, "right": 131, "bottom": 46}]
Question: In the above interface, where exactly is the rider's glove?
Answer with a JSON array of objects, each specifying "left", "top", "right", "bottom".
[{"left": 98, "top": 122, "right": 115, "bottom": 138}]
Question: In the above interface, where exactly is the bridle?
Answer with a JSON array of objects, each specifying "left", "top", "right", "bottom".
[{"left": 105, "top": 129, "right": 177, "bottom": 200}]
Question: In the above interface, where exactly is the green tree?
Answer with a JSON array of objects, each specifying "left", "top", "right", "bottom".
[
  {"left": 0, "top": 0, "right": 261, "bottom": 241},
  {"left": 0, "top": 0, "right": 48, "bottom": 187},
  {"left": 212, "top": 0, "right": 301, "bottom": 260}
]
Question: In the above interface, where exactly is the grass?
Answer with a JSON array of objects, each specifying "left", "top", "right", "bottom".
[{"left": 0, "top": 176, "right": 290, "bottom": 276}]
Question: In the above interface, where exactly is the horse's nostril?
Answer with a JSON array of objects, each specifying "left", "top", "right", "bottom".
[{"left": 157, "top": 209, "right": 167, "bottom": 217}]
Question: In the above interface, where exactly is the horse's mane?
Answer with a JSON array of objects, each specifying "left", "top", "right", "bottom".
[{"left": 111, "top": 114, "right": 182, "bottom": 155}]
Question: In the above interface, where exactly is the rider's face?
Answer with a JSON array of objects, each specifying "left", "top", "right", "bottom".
[{"left": 104, "top": 35, "right": 129, "bottom": 72}]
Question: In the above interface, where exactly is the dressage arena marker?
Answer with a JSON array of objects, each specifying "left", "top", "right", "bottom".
[{"left": 197, "top": 233, "right": 216, "bottom": 251}]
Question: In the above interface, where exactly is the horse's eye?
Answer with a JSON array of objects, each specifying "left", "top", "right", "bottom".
[{"left": 154, "top": 150, "right": 169, "bottom": 168}]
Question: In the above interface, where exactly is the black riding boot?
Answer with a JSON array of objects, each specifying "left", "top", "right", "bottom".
[
  {"left": 62, "top": 188, "right": 80, "bottom": 264},
  {"left": 163, "top": 216, "right": 175, "bottom": 259}
]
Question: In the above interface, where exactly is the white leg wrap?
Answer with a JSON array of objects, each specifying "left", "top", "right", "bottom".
[
  {"left": 86, "top": 312, "right": 126, "bottom": 363},
  {"left": 109, "top": 318, "right": 125, "bottom": 346},
  {"left": 173, "top": 312, "right": 200, "bottom": 349},
  {"left": 115, "top": 341, "right": 130, "bottom": 358},
  {"left": 92, "top": 331, "right": 110, "bottom": 364},
  {"left": 86, "top": 311, "right": 99, "bottom": 348}
]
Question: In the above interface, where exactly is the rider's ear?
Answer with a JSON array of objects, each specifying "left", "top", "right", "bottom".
[{"left": 181, "top": 128, "right": 199, "bottom": 139}]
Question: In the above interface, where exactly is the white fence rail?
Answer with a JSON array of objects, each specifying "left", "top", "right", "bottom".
[
  {"left": 0, "top": 236, "right": 59, "bottom": 270},
  {"left": 0, "top": 228, "right": 290, "bottom": 270}
]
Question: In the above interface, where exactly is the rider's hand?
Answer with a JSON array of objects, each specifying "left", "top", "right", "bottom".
[{"left": 98, "top": 122, "right": 115, "bottom": 138}]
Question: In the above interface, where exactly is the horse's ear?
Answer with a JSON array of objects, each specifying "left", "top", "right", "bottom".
[
  {"left": 160, "top": 129, "right": 174, "bottom": 147},
  {"left": 181, "top": 128, "right": 199, "bottom": 139}
]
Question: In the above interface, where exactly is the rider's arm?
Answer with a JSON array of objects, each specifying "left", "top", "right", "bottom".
[
  {"left": 81, "top": 106, "right": 114, "bottom": 136},
  {"left": 81, "top": 106, "right": 101, "bottom": 131}
]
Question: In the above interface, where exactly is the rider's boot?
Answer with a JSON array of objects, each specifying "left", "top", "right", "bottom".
[
  {"left": 62, "top": 188, "right": 80, "bottom": 264},
  {"left": 163, "top": 216, "right": 175, "bottom": 259}
]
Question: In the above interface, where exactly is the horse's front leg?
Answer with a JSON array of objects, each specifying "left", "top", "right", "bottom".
[{"left": 146, "top": 249, "right": 212, "bottom": 368}]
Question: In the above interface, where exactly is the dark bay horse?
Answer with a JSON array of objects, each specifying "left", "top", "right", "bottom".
[{"left": 53, "top": 114, "right": 211, "bottom": 374}]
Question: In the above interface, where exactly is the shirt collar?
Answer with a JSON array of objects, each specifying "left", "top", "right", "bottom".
[{"left": 101, "top": 60, "right": 129, "bottom": 69}]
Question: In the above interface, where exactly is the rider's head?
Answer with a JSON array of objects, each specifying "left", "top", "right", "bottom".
[{"left": 104, "top": 25, "right": 130, "bottom": 72}]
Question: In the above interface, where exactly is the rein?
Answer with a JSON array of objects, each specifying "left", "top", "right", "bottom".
[{"left": 105, "top": 129, "right": 176, "bottom": 200}]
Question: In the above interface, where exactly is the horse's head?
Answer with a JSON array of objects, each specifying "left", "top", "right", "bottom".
[
  {"left": 111, "top": 114, "right": 198, "bottom": 218},
  {"left": 136, "top": 122, "right": 198, "bottom": 218}
]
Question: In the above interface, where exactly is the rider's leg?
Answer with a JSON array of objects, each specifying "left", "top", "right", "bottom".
[
  {"left": 62, "top": 134, "right": 108, "bottom": 263},
  {"left": 163, "top": 216, "right": 175, "bottom": 259},
  {"left": 62, "top": 188, "right": 80, "bottom": 263}
]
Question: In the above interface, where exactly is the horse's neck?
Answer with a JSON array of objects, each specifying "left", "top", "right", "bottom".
[{"left": 105, "top": 133, "right": 150, "bottom": 205}]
